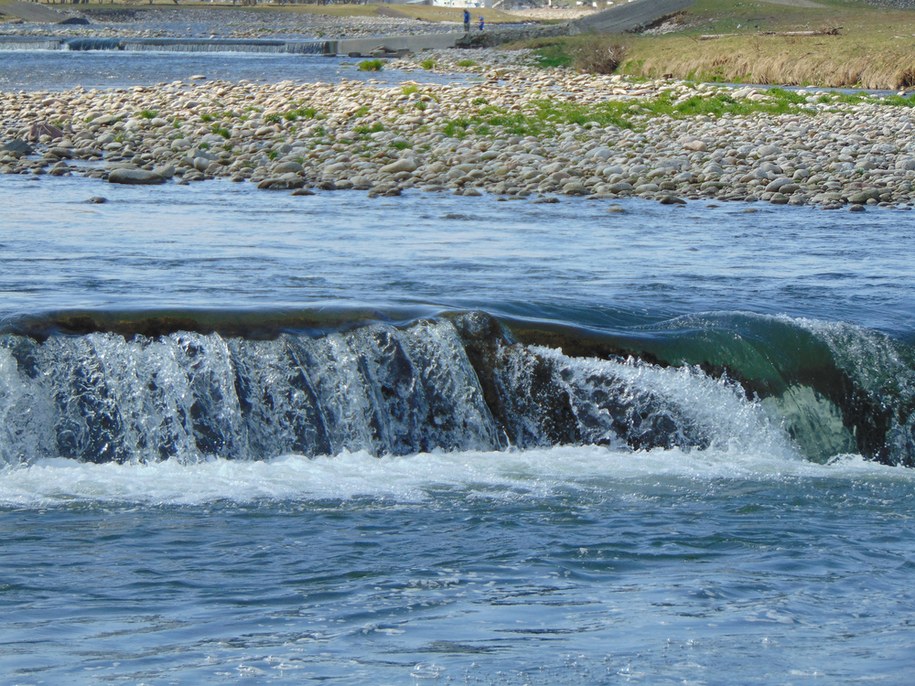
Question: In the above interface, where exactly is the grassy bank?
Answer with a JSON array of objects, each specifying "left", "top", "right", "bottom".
[{"left": 529, "top": 0, "right": 915, "bottom": 90}]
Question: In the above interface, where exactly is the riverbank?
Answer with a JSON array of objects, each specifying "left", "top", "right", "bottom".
[
  {"left": 584, "top": 0, "right": 915, "bottom": 90},
  {"left": 2, "top": 48, "right": 915, "bottom": 210}
]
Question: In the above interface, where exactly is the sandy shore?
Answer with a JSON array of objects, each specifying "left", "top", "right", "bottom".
[{"left": 2, "top": 46, "right": 915, "bottom": 210}]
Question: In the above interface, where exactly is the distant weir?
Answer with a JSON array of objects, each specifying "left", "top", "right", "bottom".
[{"left": 0, "top": 35, "right": 333, "bottom": 55}]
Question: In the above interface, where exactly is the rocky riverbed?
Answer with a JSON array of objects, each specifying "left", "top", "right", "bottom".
[{"left": 3, "top": 48, "right": 915, "bottom": 210}]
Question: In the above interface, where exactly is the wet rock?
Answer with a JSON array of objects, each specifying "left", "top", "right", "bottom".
[
  {"left": 765, "top": 177, "right": 795, "bottom": 194},
  {"left": 257, "top": 174, "right": 305, "bottom": 190},
  {"left": 847, "top": 189, "right": 881, "bottom": 204},
  {"left": 273, "top": 161, "right": 304, "bottom": 175},
  {"left": 152, "top": 164, "right": 175, "bottom": 179},
  {"left": 1, "top": 139, "right": 33, "bottom": 157},
  {"left": 107, "top": 168, "right": 166, "bottom": 185}
]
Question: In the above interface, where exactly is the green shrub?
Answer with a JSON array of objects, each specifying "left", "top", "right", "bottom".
[{"left": 358, "top": 59, "right": 384, "bottom": 72}]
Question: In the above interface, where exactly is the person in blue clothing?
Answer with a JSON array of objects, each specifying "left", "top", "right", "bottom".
[
  {"left": 479, "top": 15, "right": 485, "bottom": 31},
  {"left": 463, "top": 9, "right": 470, "bottom": 32}
]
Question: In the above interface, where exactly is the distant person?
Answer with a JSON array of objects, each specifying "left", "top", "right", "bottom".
[
  {"left": 479, "top": 15, "right": 485, "bottom": 31},
  {"left": 463, "top": 9, "right": 471, "bottom": 33}
]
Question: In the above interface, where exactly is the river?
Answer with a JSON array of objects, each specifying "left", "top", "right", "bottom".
[{"left": 1, "top": 50, "right": 914, "bottom": 684}]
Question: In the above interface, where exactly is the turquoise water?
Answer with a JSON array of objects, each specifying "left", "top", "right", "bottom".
[{"left": 3, "top": 54, "right": 915, "bottom": 683}]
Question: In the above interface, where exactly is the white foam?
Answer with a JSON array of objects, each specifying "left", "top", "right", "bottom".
[{"left": 1, "top": 446, "right": 910, "bottom": 508}]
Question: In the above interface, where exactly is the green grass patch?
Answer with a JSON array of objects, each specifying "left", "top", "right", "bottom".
[
  {"left": 442, "top": 100, "right": 632, "bottom": 138},
  {"left": 813, "top": 90, "right": 915, "bottom": 108},
  {"left": 533, "top": 44, "right": 573, "bottom": 69},
  {"left": 420, "top": 58, "right": 436, "bottom": 70},
  {"left": 354, "top": 122, "right": 385, "bottom": 136},
  {"left": 210, "top": 124, "right": 231, "bottom": 139},
  {"left": 876, "top": 93, "right": 915, "bottom": 107},
  {"left": 443, "top": 118, "right": 472, "bottom": 138},
  {"left": 284, "top": 106, "right": 319, "bottom": 121},
  {"left": 137, "top": 109, "right": 158, "bottom": 120},
  {"left": 456, "top": 59, "right": 477, "bottom": 68},
  {"left": 401, "top": 84, "right": 420, "bottom": 96},
  {"left": 440, "top": 88, "right": 830, "bottom": 139},
  {"left": 358, "top": 59, "right": 384, "bottom": 72}
]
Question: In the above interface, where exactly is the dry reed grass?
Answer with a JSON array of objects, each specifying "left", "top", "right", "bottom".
[
  {"left": 605, "top": 0, "right": 915, "bottom": 89},
  {"left": 620, "top": 34, "right": 915, "bottom": 89}
]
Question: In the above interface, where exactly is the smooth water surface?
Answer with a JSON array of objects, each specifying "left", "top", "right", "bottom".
[
  {"left": 1, "top": 174, "right": 912, "bottom": 335},
  {"left": 0, "top": 50, "right": 464, "bottom": 91}
]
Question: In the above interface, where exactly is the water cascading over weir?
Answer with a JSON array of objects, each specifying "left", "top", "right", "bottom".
[{"left": 0, "top": 311, "right": 912, "bottom": 466}]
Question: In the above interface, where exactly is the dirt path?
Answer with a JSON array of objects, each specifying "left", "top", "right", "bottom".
[
  {"left": 0, "top": 0, "right": 69, "bottom": 23},
  {"left": 571, "top": 0, "right": 695, "bottom": 34}
]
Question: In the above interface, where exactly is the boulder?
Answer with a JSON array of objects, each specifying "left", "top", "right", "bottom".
[
  {"left": 380, "top": 157, "right": 418, "bottom": 174},
  {"left": 1, "top": 139, "right": 33, "bottom": 156},
  {"left": 107, "top": 168, "right": 166, "bottom": 185}
]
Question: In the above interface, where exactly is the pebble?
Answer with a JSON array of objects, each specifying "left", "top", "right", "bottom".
[{"left": 2, "top": 44, "right": 915, "bottom": 210}]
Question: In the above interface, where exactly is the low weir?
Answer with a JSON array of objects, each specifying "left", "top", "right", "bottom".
[{"left": 0, "top": 35, "right": 333, "bottom": 55}]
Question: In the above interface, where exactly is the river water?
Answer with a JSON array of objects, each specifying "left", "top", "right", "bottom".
[{"left": 1, "top": 51, "right": 915, "bottom": 684}]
